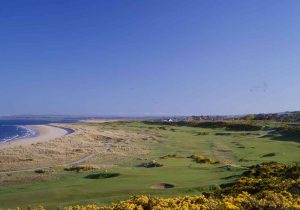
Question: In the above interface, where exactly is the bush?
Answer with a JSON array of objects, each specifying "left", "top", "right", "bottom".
[
  {"left": 34, "top": 169, "right": 46, "bottom": 174},
  {"left": 85, "top": 173, "right": 120, "bottom": 179},
  {"left": 140, "top": 160, "right": 163, "bottom": 168},
  {"left": 190, "top": 154, "right": 219, "bottom": 164},
  {"left": 64, "top": 165, "right": 97, "bottom": 172}
]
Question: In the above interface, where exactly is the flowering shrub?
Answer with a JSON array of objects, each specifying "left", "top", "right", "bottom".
[
  {"left": 65, "top": 191, "right": 300, "bottom": 210},
  {"left": 190, "top": 154, "right": 219, "bottom": 164}
]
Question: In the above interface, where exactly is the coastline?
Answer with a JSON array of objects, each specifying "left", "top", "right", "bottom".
[{"left": 0, "top": 125, "right": 71, "bottom": 148}]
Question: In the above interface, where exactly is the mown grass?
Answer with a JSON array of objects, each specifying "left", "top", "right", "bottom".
[{"left": 0, "top": 121, "right": 299, "bottom": 209}]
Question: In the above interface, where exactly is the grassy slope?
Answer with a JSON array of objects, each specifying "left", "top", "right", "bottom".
[{"left": 0, "top": 121, "right": 299, "bottom": 209}]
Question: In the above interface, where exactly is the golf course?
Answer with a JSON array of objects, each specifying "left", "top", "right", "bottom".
[{"left": 0, "top": 120, "right": 299, "bottom": 209}]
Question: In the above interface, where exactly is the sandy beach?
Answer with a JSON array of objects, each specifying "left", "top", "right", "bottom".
[{"left": 0, "top": 125, "right": 69, "bottom": 148}]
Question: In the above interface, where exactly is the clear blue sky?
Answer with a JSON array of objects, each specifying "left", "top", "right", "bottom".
[{"left": 1, "top": 0, "right": 299, "bottom": 116}]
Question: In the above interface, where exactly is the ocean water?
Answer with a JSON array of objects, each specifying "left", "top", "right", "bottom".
[
  {"left": 0, "top": 125, "right": 37, "bottom": 143},
  {"left": 0, "top": 119, "right": 79, "bottom": 143}
]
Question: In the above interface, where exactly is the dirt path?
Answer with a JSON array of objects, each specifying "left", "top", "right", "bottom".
[
  {"left": 66, "top": 152, "right": 96, "bottom": 165},
  {"left": 0, "top": 152, "right": 97, "bottom": 174}
]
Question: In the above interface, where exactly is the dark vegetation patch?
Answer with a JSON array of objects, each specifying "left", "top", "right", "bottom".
[
  {"left": 34, "top": 169, "right": 46, "bottom": 174},
  {"left": 194, "top": 132, "right": 209, "bottom": 136},
  {"left": 262, "top": 153, "right": 276, "bottom": 157},
  {"left": 217, "top": 149, "right": 231, "bottom": 153},
  {"left": 239, "top": 158, "right": 254, "bottom": 162},
  {"left": 73, "top": 148, "right": 83, "bottom": 152},
  {"left": 34, "top": 168, "right": 55, "bottom": 174},
  {"left": 19, "top": 158, "right": 33, "bottom": 162},
  {"left": 215, "top": 132, "right": 231, "bottom": 136},
  {"left": 225, "top": 123, "right": 261, "bottom": 131},
  {"left": 150, "top": 183, "right": 174, "bottom": 189},
  {"left": 139, "top": 160, "right": 163, "bottom": 168},
  {"left": 143, "top": 120, "right": 262, "bottom": 131},
  {"left": 64, "top": 165, "right": 97, "bottom": 172},
  {"left": 85, "top": 173, "right": 120, "bottom": 179}
]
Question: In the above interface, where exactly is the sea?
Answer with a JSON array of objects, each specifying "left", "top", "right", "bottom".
[{"left": 0, "top": 119, "right": 79, "bottom": 143}]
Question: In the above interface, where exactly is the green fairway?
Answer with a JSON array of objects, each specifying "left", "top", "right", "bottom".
[{"left": 0, "top": 121, "right": 299, "bottom": 209}]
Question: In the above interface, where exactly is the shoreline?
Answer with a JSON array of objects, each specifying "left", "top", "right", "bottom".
[{"left": 0, "top": 125, "right": 73, "bottom": 148}]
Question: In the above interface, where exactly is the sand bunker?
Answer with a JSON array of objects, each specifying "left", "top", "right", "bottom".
[{"left": 150, "top": 183, "right": 174, "bottom": 189}]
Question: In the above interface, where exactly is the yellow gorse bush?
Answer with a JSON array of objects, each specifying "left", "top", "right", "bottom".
[
  {"left": 64, "top": 192, "right": 300, "bottom": 210},
  {"left": 190, "top": 154, "right": 219, "bottom": 164}
]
